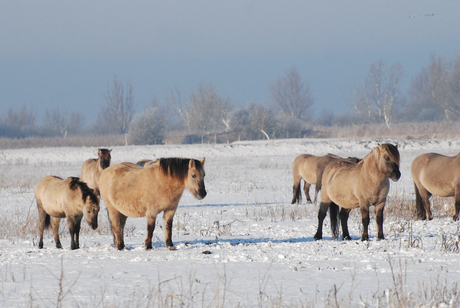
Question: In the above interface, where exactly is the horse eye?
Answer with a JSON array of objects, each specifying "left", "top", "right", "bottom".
[
  {"left": 385, "top": 156, "right": 390, "bottom": 161},
  {"left": 192, "top": 174, "right": 197, "bottom": 178}
]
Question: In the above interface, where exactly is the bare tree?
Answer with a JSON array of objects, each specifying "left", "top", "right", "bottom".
[
  {"left": 248, "top": 102, "right": 278, "bottom": 140},
  {"left": 350, "top": 60, "right": 404, "bottom": 128},
  {"left": 96, "top": 75, "right": 135, "bottom": 134},
  {"left": 128, "top": 99, "right": 166, "bottom": 145},
  {"left": 270, "top": 67, "right": 314, "bottom": 120},
  {"left": 166, "top": 83, "right": 230, "bottom": 137}
]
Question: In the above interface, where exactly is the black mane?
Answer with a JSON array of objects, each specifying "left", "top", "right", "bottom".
[
  {"left": 159, "top": 158, "right": 202, "bottom": 179},
  {"left": 69, "top": 177, "right": 98, "bottom": 204}
]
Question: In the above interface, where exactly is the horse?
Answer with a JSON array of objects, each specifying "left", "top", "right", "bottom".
[
  {"left": 291, "top": 154, "right": 360, "bottom": 204},
  {"left": 35, "top": 176, "right": 100, "bottom": 250},
  {"left": 80, "top": 148, "right": 112, "bottom": 196},
  {"left": 99, "top": 157, "right": 206, "bottom": 251},
  {"left": 411, "top": 152, "right": 460, "bottom": 221},
  {"left": 314, "top": 144, "right": 400, "bottom": 241}
]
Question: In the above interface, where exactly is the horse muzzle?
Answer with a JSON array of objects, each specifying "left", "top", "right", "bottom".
[
  {"left": 390, "top": 169, "right": 401, "bottom": 182},
  {"left": 196, "top": 189, "right": 207, "bottom": 200}
]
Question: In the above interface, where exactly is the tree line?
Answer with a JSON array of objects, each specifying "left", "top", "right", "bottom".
[{"left": 1, "top": 53, "right": 459, "bottom": 144}]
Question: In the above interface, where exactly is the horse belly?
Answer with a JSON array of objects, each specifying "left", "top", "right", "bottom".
[{"left": 420, "top": 173, "right": 455, "bottom": 197}]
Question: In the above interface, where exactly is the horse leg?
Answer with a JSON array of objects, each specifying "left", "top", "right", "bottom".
[
  {"left": 164, "top": 209, "right": 177, "bottom": 250},
  {"left": 339, "top": 208, "right": 352, "bottom": 240},
  {"left": 67, "top": 215, "right": 82, "bottom": 250},
  {"left": 291, "top": 175, "right": 302, "bottom": 204},
  {"left": 37, "top": 203, "right": 47, "bottom": 249},
  {"left": 375, "top": 202, "right": 385, "bottom": 240},
  {"left": 51, "top": 217, "right": 62, "bottom": 249},
  {"left": 415, "top": 183, "right": 432, "bottom": 220},
  {"left": 145, "top": 213, "right": 158, "bottom": 250},
  {"left": 359, "top": 205, "right": 370, "bottom": 241},
  {"left": 314, "top": 201, "right": 330, "bottom": 240},
  {"left": 106, "top": 204, "right": 126, "bottom": 250},
  {"left": 304, "top": 182, "right": 312, "bottom": 203},
  {"left": 454, "top": 188, "right": 460, "bottom": 221}
]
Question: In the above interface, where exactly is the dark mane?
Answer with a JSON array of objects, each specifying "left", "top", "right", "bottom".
[
  {"left": 69, "top": 177, "right": 99, "bottom": 204},
  {"left": 159, "top": 158, "right": 203, "bottom": 179}
]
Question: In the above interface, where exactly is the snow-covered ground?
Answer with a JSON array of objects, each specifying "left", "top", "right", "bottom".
[{"left": 1, "top": 138, "right": 460, "bottom": 307}]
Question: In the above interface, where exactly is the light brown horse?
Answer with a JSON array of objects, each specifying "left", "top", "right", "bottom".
[
  {"left": 35, "top": 176, "right": 100, "bottom": 250},
  {"left": 314, "top": 144, "right": 400, "bottom": 241},
  {"left": 291, "top": 154, "right": 360, "bottom": 204},
  {"left": 80, "top": 149, "right": 112, "bottom": 196},
  {"left": 411, "top": 152, "right": 460, "bottom": 221},
  {"left": 99, "top": 157, "right": 206, "bottom": 250}
]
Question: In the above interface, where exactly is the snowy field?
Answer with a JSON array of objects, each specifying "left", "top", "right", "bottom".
[{"left": 1, "top": 138, "right": 460, "bottom": 307}]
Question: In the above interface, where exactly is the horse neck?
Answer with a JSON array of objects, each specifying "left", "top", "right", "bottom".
[
  {"left": 161, "top": 172, "right": 187, "bottom": 193},
  {"left": 361, "top": 151, "right": 385, "bottom": 181}
]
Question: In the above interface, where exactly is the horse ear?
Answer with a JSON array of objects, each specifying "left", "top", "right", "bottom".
[
  {"left": 189, "top": 159, "right": 195, "bottom": 169},
  {"left": 200, "top": 157, "right": 206, "bottom": 166},
  {"left": 109, "top": 149, "right": 112, "bottom": 153}
]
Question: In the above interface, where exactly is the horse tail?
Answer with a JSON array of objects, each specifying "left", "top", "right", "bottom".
[
  {"left": 292, "top": 179, "right": 302, "bottom": 204},
  {"left": 329, "top": 202, "right": 340, "bottom": 240},
  {"left": 44, "top": 214, "right": 51, "bottom": 229},
  {"left": 414, "top": 182, "right": 426, "bottom": 219}
]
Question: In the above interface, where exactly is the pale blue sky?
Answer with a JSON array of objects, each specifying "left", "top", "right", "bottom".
[{"left": 1, "top": 1, "right": 459, "bottom": 124}]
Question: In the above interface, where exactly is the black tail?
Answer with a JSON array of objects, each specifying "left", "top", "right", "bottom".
[
  {"left": 414, "top": 182, "right": 426, "bottom": 219},
  {"left": 329, "top": 202, "right": 340, "bottom": 240},
  {"left": 292, "top": 180, "right": 302, "bottom": 204},
  {"left": 44, "top": 214, "right": 51, "bottom": 229}
]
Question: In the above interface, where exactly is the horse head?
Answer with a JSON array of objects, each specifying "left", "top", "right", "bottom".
[
  {"left": 186, "top": 158, "right": 207, "bottom": 200},
  {"left": 376, "top": 143, "right": 401, "bottom": 182},
  {"left": 98, "top": 149, "right": 112, "bottom": 169},
  {"left": 83, "top": 192, "right": 100, "bottom": 230}
]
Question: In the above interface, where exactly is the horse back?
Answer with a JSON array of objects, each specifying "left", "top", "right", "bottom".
[
  {"left": 81, "top": 158, "right": 99, "bottom": 188},
  {"left": 411, "top": 153, "right": 460, "bottom": 197}
]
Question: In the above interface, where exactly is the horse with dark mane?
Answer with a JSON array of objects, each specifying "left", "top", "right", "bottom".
[
  {"left": 81, "top": 149, "right": 112, "bottom": 196},
  {"left": 35, "top": 176, "right": 100, "bottom": 250},
  {"left": 411, "top": 152, "right": 460, "bottom": 221},
  {"left": 99, "top": 157, "right": 206, "bottom": 250},
  {"left": 291, "top": 153, "right": 360, "bottom": 204},
  {"left": 314, "top": 144, "right": 400, "bottom": 241}
]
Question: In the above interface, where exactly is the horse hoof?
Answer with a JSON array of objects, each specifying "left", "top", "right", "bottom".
[
  {"left": 343, "top": 236, "right": 352, "bottom": 241},
  {"left": 314, "top": 234, "right": 322, "bottom": 241},
  {"left": 361, "top": 236, "right": 369, "bottom": 241},
  {"left": 117, "top": 244, "right": 125, "bottom": 251},
  {"left": 167, "top": 245, "right": 176, "bottom": 251}
]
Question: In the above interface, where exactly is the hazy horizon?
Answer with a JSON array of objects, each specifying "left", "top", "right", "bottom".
[{"left": 1, "top": 1, "right": 459, "bottom": 124}]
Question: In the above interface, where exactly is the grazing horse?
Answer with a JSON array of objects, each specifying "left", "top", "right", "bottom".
[
  {"left": 35, "top": 176, "right": 100, "bottom": 250},
  {"left": 99, "top": 157, "right": 207, "bottom": 250},
  {"left": 291, "top": 154, "right": 360, "bottom": 204},
  {"left": 80, "top": 149, "right": 112, "bottom": 196},
  {"left": 411, "top": 152, "right": 460, "bottom": 221},
  {"left": 314, "top": 144, "right": 400, "bottom": 241}
]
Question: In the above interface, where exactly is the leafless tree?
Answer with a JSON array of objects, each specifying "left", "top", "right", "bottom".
[
  {"left": 405, "top": 54, "right": 460, "bottom": 122},
  {"left": 96, "top": 75, "right": 135, "bottom": 134},
  {"left": 248, "top": 102, "right": 278, "bottom": 140},
  {"left": 350, "top": 60, "right": 404, "bottom": 128},
  {"left": 270, "top": 67, "right": 314, "bottom": 121},
  {"left": 166, "top": 83, "right": 229, "bottom": 136},
  {"left": 128, "top": 99, "right": 166, "bottom": 145}
]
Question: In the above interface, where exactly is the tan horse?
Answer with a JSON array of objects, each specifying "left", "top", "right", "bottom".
[
  {"left": 411, "top": 152, "right": 460, "bottom": 221},
  {"left": 35, "top": 176, "right": 100, "bottom": 250},
  {"left": 291, "top": 154, "right": 360, "bottom": 204},
  {"left": 80, "top": 149, "right": 112, "bottom": 196},
  {"left": 99, "top": 157, "right": 206, "bottom": 250},
  {"left": 314, "top": 144, "right": 400, "bottom": 241}
]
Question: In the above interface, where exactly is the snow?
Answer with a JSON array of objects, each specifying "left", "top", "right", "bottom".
[{"left": 1, "top": 138, "right": 460, "bottom": 307}]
